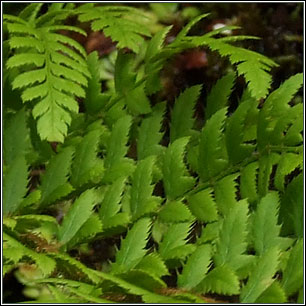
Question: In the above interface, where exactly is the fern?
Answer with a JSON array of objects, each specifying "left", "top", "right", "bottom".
[
  {"left": 196, "top": 265, "right": 240, "bottom": 295},
  {"left": 39, "top": 146, "right": 74, "bottom": 207},
  {"left": 58, "top": 189, "right": 98, "bottom": 245},
  {"left": 214, "top": 200, "right": 249, "bottom": 271},
  {"left": 240, "top": 247, "right": 280, "bottom": 303},
  {"left": 162, "top": 137, "right": 195, "bottom": 200},
  {"left": 187, "top": 188, "right": 218, "bottom": 223},
  {"left": 281, "top": 239, "right": 303, "bottom": 297},
  {"left": 198, "top": 108, "right": 228, "bottom": 182},
  {"left": 137, "top": 102, "right": 166, "bottom": 160},
  {"left": 158, "top": 222, "right": 195, "bottom": 261},
  {"left": 3, "top": 155, "right": 29, "bottom": 215},
  {"left": 205, "top": 71, "right": 235, "bottom": 120},
  {"left": 77, "top": 4, "right": 151, "bottom": 53},
  {"left": 178, "top": 244, "right": 212, "bottom": 290},
  {"left": 5, "top": 6, "right": 89, "bottom": 142},
  {"left": 159, "top": 201, "right": 194, "bottom": 223},
  {"left": 252, "top": 192, "right": 282, "bottom": 256},
  {"left": 129, "top": 156, "right": 161, "bottom": 220},
  {"left": 135, "top": 253, "right": 169, "bottom": 278},
  {"left": 3, "top": 232, "right": 56, "bottom": 277},
  {"left": 170, "top": 85, "right": 202, "bottom": 143},
  {"left": 111, "top": 218, "right": 151, "bottom": 274},
  {"left": 70, "top": 128, "right": 104, "bottom": 187}
]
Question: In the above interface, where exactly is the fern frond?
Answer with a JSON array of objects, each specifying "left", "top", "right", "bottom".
[
  {"left": 279, "top": 174, "right": 303, "bottom": 238},
  {"left": 274, "top": 153, "right": 303, "bottom": 191},
  {"left": 77, "top": 5, "right": 151, "bottom": 53},
  {"left": 50, "top": 252, "right": 101, "bottom": 284},
  {"left": 252, "top": 192, "right": 281, "bottom": 256},
  {"left": 214, "top": 173, "right": 239, "bottom": 216},
  {"left": 178, "top": 244, "right": 212, "bottom": 290},
  {"left": 159, "top": 201, "right": 194, "bottom": 223},
  {"left": 3, "top": 108, "right": 31, "bottom": 166},
  {"left": 196, "top": 265, "right": 240, "bottom": 295},
  {"left": 58, "top": 189, "right": 98, "bottom": 245},
  {"left": 188, "top": 188, "right": 218, "bottom": 223},
  {"left": 114, "top": 51, "right": 151, "bottom": 115},
  {"left": 257, "top": 73, "right": 303, "bottom": 152},
  {"left": 103, "top": 115, "right": 134, "bottom": 183},
  {"left": 159, "top": 222, "right": 195, "bottom": 260},
  {"left": 194, "top": 37, "right": 278, "bottom": 100},
  {"left": 135, "top": 253, "right": 169, "bottom": 278},
  {"left": 3, "top": 232, "right": 56, "bottom": 277},
  {"left": 240, "top": 247, "right": 280, "bottom": 303},
  {"left": 170, "top": 85, "right": 202, "bottom": 143},
  {"left": 205, "top": 71, "right": 235, "bottom": 121},
  {"left": 281, "top": 239, "right": 303, "bottom": 297},
  {"left": 255, "top": 281, "right": 287, "bottom": 303},
  {"left": 130, "top": 156, "right": 161, "bottom": 220},
  {"left": 70, "top": 129, "right": 104, "bottom": 187},
  {"left": 3, "top": 155, "right": 29, "bottom": 216},
  {"left": 85, "top": 51, "right": 109, "bottom": 114},
  {"left": 198, "top": 108, "right": 228, "bottom": 182},
  {"left": 137, "top": 102, "right": 166, "bottom": 160},
  {"left": 99, "top": 177, "right": 126, "bottom": 223},
  {"left": 67, "top": 214, "right": 103, "bottom": 249},
  {"left": 214, "top": 200, "right": 249, "bottom": 270},
  {"left": 225, "top": 100, "right": 256, "bottom": 164},
  {"left": 162, "top": 137, "right": 195, "bottom": 200},
  {"left": 40, "top": 146, "right": 74, "bottom": 207},
  {"left": 111, "top": 218, "right": 151, "bottom": 274},
  {"left": 5, "top": 16, "right": 89, "bottom": 142},
  {"left": 197, "top": 221, "right": 221, "bottom": 245},
  {"left": 240, "top": 161, "right": 258, "bottom": 204}
]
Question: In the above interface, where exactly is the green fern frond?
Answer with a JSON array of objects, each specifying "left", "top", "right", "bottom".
[
  {"left": 205, "top": 71, "right": 235, "bottom": 121},
  {"left": 3, "top": 108, "right": 32, "bottom": 166},
  {"left": 99, "top": 177, "right": 126, "bottom": 223},
  {"left": 196, "top": 265, "right": 240, "bottom": 295},
  {"left": 162, "top": 137, "right": 195, "bottom": 200},
  {"left": 130, "top": 156, "right": 161, "bottom": 220},
  {"left": 137, "top": 102, "right": 166, "bottom": 160},
  {"left": 58, "top": 189, "right": 98, "bottom": 245},
  {"left": 103, "top": 115, "right": 135, "bottom": 183},
  {"left": 3, "top": 155, "right": 29, "bottom": 216},
  {"left": 214, "top": 200, "right": 249, "bottom": 270},
  {"left": 114, "top": 51, "right": 151, "bottom": 115},
  {"left": 159, "top": 222, "right": 195, "bottom": 260},
  {"left": 225, "top": 99, "right": 256, "bottom": 164},
  {"left": 170, "top": 85, "right": 202, "bottom": 143},
  {"left": 67, "top": 214, "right": 103, "bottom": 249},
  {"left": 214, "top": 173, "right": 239, "bottom": 217},
  {"left": 258, "top": 73, "right": 303, "bottom": 152},
  {"left": 85, "top": 51, "right": 110, "bottom": 114},
  {"left": 77, "top": 5, "right": 151, "bottom": 53},
  {"left": 40, "top": 146, "right": 74, "bottom": 207},
  {"left": 252, "top": 192, "right": 281, "bottom": 256},
  {"left": 274, "top": 153, "right": 303, "bottom": 191},
  {"left": 70, "top": 129, "right": 104, "bottom": 187},
  {"left": 135, "top": 253, "right": 169, "bottom": 278},
  {"left": 198, "top": 108, "right": 228, "bottom": 182},
  {"left": 3, "top": 232, "right": 56, "bottom": 277},
  {"left": 279, "top": 174, "right": 303, "bottom": 238},
  {"left": 159, "top": 201, "right": 194, "bottom": 223},
  {"left": 240, "top": 161, "right": 259, "bottom": 204},
  {"left": 255, "top": 281, "right": 287, "bottom": 303},
  {"left": 188, "top": 188, "right": 218, "bottom": 223},
  {"left": 240, "top": 247, "right": 280, "bottom": 303},
  {"left": 281, "top": 239, "right": 303, "bottom": 297},
  {"left": 195, "top": 38, "right": 278, "bottom": 100},
  {"left": 50, "top": 252, "right": 101, "bottom": 284},
  {"left": 178, "top": 244, "right": 212, "bottom": 290},
  {"left": 5, "top": 14, "right": 89, "bottom": 142},
  {"left": 111, "top": 218, "right": 151, "bottom": 274}
]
